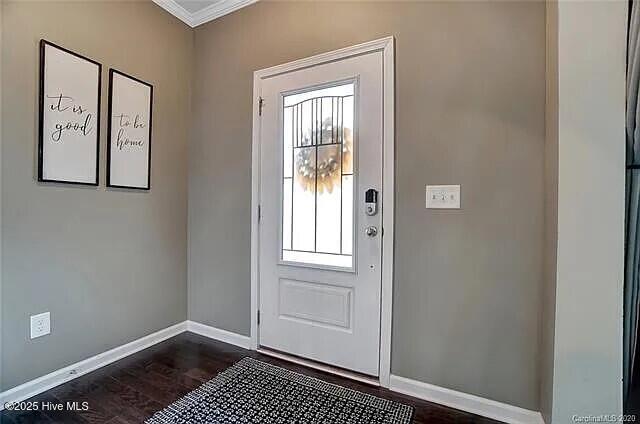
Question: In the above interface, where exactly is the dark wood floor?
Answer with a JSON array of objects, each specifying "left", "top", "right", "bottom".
[{"left": 0, "top": 332, "right": 499, "bottom": 423}]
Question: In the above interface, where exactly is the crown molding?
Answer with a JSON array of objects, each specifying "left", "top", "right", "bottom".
[
  {"left": 191, "top": 0, "right": 259, "bottom": 26},
  {"left": 152, "top": 0, "right": 193, "bottom": 27},
  {"left": 152, "top": 0, "right": 259, "bottom": 28}
]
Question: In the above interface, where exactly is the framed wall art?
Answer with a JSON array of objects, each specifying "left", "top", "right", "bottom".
[
  {"left": 107, "top": 69, "right": 153, "bottom": 190},
  {"left": 38, "top": 40, "right": 101, "bottom": 185}
]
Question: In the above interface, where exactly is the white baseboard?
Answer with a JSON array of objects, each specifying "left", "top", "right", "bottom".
[
  {"left": 389, "top": 375, "right": 544, "bottom": 424},
  {"left": 186, "top": 320, "right": 252, "bottom": 349},
  {"left": 0, "top": 321, "right": 187, "bottom": 410}
]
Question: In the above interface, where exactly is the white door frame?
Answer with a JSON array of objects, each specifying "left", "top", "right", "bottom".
[{"left": 250, "top": 36, "right": 395, "bottom": 387}]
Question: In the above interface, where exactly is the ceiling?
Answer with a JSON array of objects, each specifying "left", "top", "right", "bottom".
[
  {"left": 152, "top": 0, "right": 258, "bottom": 27},
  {"left": 175, "top": 1, "right": 217, "bottom": 13}
]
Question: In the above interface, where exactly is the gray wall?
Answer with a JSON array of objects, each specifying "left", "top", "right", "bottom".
[
  {"left": 1, "top": 1, "right": 192, "bottom": 390},
  {"left": 0, "top": 0, "right": 4, "bottom": 393},
  {"left": 540, "top": 1, "right": 558, "bottom": 422},
  {"left": 189, "top": 1, "right": 545, "bottom": 409}
]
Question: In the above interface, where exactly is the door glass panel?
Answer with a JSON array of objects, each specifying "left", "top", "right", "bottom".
[{"left": 282, "top": 83, "right": 355, "bottom": 268}]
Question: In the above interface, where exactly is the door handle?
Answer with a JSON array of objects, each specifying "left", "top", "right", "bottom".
[{"left": 365, "top": 226, "right": 378, "bottom": 237}]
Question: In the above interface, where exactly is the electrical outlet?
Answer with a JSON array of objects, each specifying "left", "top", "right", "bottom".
[{"left": 30, "top": 312, "right": 50, "bottom": 339}]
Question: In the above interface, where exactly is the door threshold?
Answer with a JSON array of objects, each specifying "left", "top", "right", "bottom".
[{"left": 257, "top": 347, "right": 381, "bottom": 387}]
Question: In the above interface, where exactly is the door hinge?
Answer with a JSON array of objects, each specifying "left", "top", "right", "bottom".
[
  {"left": 257, "top": 310, "right": 261, "bottom": 325},
  {"left": 258, "top": 204, "right": 262, "bottom": 221},
  {"left": 258, "top": 97, "right": 264, "bottom": 116}
]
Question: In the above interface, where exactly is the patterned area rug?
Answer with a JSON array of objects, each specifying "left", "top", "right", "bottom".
[{"left": 146, "top": 357, "right": 413, "bottom": 423}]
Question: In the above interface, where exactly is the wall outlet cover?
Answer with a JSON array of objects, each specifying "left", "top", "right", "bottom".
[
  {"left": 30, "top": 312, "right": 51, "bottom": 339},
  {"left": 426, "top": 185, "right": 461, "bottom": 209}
]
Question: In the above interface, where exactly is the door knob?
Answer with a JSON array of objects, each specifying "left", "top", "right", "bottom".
[{"left": 365, "top": 226, "right": 378, "bottom": 237}]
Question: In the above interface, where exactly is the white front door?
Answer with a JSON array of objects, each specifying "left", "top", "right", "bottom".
[{"left": 257, "top": 50, "right": 384, "bottom": 376}]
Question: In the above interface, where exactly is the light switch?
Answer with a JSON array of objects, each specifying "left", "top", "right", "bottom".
[{"left": 426, "top": 185, "right": 460, "bottom": 209}]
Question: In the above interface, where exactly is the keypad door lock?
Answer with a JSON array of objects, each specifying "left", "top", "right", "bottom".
[{"left": 365, "top": 189, "right": 378, "bottom": 216}]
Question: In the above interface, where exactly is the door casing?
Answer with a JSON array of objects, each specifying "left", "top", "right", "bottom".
[{"left": 250, "top": 36, "right": 395, "bottom": 387}]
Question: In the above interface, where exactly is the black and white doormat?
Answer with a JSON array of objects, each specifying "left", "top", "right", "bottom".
[{"left": 146, "top": 357, "right": 413, "bottom": 424}]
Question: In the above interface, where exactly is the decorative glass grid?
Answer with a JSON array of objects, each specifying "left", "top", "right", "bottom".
[{"left": 282, "top": 83, "right": 355, "bottom": 268}]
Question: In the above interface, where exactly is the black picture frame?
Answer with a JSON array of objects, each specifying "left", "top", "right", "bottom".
[
  {"left": 106, "top": 69, "right": 153, "bottom": 190},
  {"left": 38, "top": 39, "right": 101, "bottom": 186}
]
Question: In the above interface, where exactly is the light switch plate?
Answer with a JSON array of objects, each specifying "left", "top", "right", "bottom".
[
  {"left": 30, "top": 312, "right": 50, "bottom": 339},
  {"left": 426, "top": 185, "right": 461, "bottom": 209}
]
